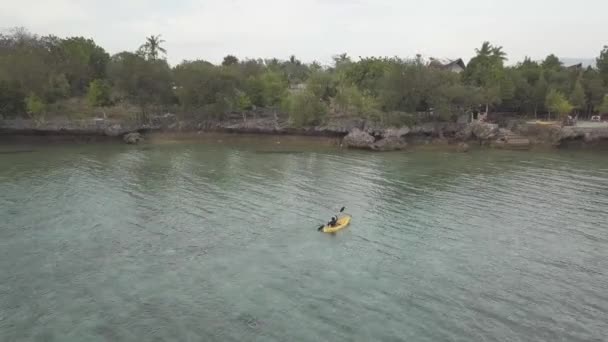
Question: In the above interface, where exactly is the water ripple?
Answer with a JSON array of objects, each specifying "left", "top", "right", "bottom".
[{"left": 0, "top": 143, "right": 607, "bottom": 341}]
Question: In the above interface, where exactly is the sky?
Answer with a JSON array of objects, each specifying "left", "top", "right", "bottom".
[{"left": 1, "top": 0, "right": 606, "bottom": 66}]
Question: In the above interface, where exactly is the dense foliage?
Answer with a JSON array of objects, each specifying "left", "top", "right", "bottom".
[{"left": 1, "top": 28, "right": 607, "bottom": 125}]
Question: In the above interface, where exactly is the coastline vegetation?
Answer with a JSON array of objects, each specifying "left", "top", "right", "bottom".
[{"left": 1, "top": 27, "right": 607, "bottom": 126}]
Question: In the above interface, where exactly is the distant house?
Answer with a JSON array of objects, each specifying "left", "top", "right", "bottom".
[
  {"left": 561, "top": 58, "right": 596, "bottom": 69},
  {"left": 288, "top": 83, "right": 307, "bottom": 93},
  {"left": 566, "top": 63, "right": 583, "bottom": 71},
  {"left": 429, "top": 58, "right": 466, "bottom": 73}
]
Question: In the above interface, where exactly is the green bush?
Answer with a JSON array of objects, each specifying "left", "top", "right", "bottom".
[
  {"left": 0, "top": 81, "right": 26, "bottom": 117},
  {"left": 545, "top": 88, "right": 573, "bottom": 120},
  {"left": 87, "top": 79, "right": 112, "bottom": 107},
  {"left": 334, "top": 85, "right": 380, "bottom": 119},
  {"left": 25, "top": 93, "right": 46, "bottom": 121},
  {"left": 306, "top": 71, "right": 336, "bottom": 102},
  {"left": 598, "top": 95, "right": 608, "bottom": 114},
  {"left": 235, "top": 91, "right": 252, "bottom": 111},
  {"left": 285, "top": 90, "right": 328, "bottom": 127}
]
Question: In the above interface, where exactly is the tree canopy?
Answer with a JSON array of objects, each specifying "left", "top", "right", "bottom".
[
  {"left": 1, "top": 28, "right": 607, "bottom": 124},
  {"left": 545, "top": 89, "right": 573, "bottom": 120},
  {"left": 598, "top": 95, "right": 608, "bottom": 114},
  {"left": 138, "top": 35, "right": 166, "bottom": 61}
]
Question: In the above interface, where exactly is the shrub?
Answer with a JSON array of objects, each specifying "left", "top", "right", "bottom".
[{"left": 285, "top": 90, "right": 328, "bottom": 127}]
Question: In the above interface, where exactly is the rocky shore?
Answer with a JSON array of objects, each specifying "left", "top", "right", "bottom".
[{"left": 2, "top": 114, "right": 608, "bottom": 150}]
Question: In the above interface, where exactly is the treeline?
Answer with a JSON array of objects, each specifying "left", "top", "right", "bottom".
[{"left": 1, "top": 28, "right": 608, "bottom": 126}]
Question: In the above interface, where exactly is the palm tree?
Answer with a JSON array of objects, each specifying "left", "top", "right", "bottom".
[
  {"left": 289, "top": 55, "right": 301, "bottom": 66},
  {"left": 474, "top": 42, "right": 507, "bottom": 62},
  {"left": 139, "top": 35, "right": 166, "bottom": 60},
  {"left": 475, "top": 42, "right": 492, "bottom": 58},
  {"left": 491, "top": 46, "right": 507, "bottom": 62}
]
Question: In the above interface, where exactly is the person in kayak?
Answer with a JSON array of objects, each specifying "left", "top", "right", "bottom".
[
  {"left": 328, "top": 216, "right": 338, "bottom": 227},
  {"left": 317, "top": 207, "right": 347, "bottom": 232}
]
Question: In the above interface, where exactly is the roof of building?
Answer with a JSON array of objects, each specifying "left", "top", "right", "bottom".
[
  {"left": 566, "top": 63, "right": 583, "bottom": 70},
  {"left": 429, "top": 58, "right": 466, "bottom": 70}
]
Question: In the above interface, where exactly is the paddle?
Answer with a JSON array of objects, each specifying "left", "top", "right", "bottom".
[{"left": 317, "top": 207, "right": 346, "bottom": 231}]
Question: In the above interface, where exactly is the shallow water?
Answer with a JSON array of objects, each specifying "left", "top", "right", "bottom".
[{"left": 1, "top": 136, "right": 608, "bottom": 341}]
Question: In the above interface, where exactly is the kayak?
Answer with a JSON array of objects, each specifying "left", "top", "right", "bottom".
[{"left": 320, "top": 215, "right": 352, "bottom": 233}]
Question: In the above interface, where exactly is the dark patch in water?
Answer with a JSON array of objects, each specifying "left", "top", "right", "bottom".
[
  {"left": 254, "top": 150, "right": 304, "bottom": 154},
  {"left": 0, "top": 150, "right": 36, "bottom": 155},
  {"left": 237, "top": 313, "right": 263, "bottom": 330}
]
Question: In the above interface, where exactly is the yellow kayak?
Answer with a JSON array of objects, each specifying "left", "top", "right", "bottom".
[{"left": 320, "top": 215, "right": 352, "bottom": 233}]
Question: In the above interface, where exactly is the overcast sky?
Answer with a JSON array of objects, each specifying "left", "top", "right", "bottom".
[{"left": 1, "top": 0, "right": 606, "bottom": 66}]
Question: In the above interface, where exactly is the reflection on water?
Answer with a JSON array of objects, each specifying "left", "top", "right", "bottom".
[{"left": 1, "top": 137, "right": 608, "bottom": 341}]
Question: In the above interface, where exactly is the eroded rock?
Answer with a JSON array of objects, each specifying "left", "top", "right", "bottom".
[
  {"left": 471, "top": 121, "right": 499, "bottom": 140},
  {"left": 343, "top": 128, "right": 375, "bottom": 149},
  {"left": 123, "top": 132, "right": 143, "bottom": 144},
  {"left": 371, "top": 136, "right": 408, "bottom": 151},
  {"left": 456, "top": 142, "right": 470, "bottom": 152},
  {"left": 382, "top": 126, "right": 410, "bottom": 138}
]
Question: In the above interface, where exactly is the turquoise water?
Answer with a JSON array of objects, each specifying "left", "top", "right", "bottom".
[{"left": 1, "top": 137, "right": 608, "bottom": 341}]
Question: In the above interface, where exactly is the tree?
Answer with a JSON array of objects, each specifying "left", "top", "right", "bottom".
[
  {"left": 341, "top": 56, "right": 390, "bottom": 97},
  {"left": 507, "top": 58, "right": 543, "bottom": 115},
  {"left": 0, "top": 29, "right": 64, "bottom": 101},
  {"left": 598, "top": 95, "right": 608, "bottom": 114},
  {"left": 260, "top": 71, "right": 287, "bottom": 107},
  {"left": 555, "top": 100, "right": 574, "bottom": 120},
  {"left": 244, "top": 76, "right": 265, "bottom": 107},
  {"left": 222, "top": 55, "right": 239, "bottom": 66},
  {"left": 138, "top": 35, "right": 166, "bottom": 60},
  {"left": 264, "top": 58, "right": 281, "bottom": 72},
  {"left": 569, "top": 79, "right": 586, "bottom": 114},
  {"left": 463, "top": 41, "right": 507, "bottom": 114},
  {"left": 597, "top": 45, "right": 608, "bottom": 86},
  {"left": 282, "top": 55, "right": 309, "bottom": 85},
  {"left": 284, "top": 90, "right": 328, "bottom": 127},
  {"left": 581, "top": 67, "right": 606, "bottom": 116},
  {"left": 309, "top": 61, "right": 323, "bottom": 73},
  {"left": 56, "top": 37, "right": 110, "bottom": 95},
  {"left": 505, "top": 67, "right": 533, "bottom": 114},
  {"left": 306, "top": 70, "right": 336, "bottom": 102},
  {"left": 87, "top": 79, "right": 111, "bottom": 117},
  {"left": 332, "top": 53, "right": 352, "bottom": 69},
  {"left": 233, "top": 90, "right": 253, "bottom": 122},
  {"left": 542, "top": 54, "right": 562, "bottom": 70},
  {"left": 44, "top": 73, "right": 70, "bottom": 102},
  {"left": 379, "top": 59, "right": 431, "bottom": 112},
  {"left": 474, "top": 41, "right": 493, "bottom": 59},
  {"left": 235, "top": 91, "right": 252, "bottom": 111},
  {"left": 480, "top": 86, "right": 502, "bottom": 116},
  {"left": 430, "top": 83, "right": 481, "bottom": 122},
  {"left": 500, "top": 69, "right": 516, "bottom": 103},
  {"left": 173, "top": 59, "right": 239, "bottom": 117},
  {"left": 490, "top": 45, "right": 507, "bottom": 62},
  {"left": 5, "top": 27, "right": 608, "bottom": 127},
  {"left": 0, "top": 80, "right": 26, "bottom": 117},
  {"left": 518, "top": 57, "right": 542, "bottom": 84},
  {"left": 238, "top": 59, "right": 265, "bottom": 78},
  {"left": 109, "top": 52, "right": 173, "bottom": 119},
  {"left": 545, "top": 89, "right": 573, "bottom": 120},
  {"left": 545, "top": 89, "right": 560, "bottom": 119},
  {"left": 532, "top": 73, "right": 548, "bottom": 118},
  {"left": 335, "top": 85, "right": 379, "bottom": 118},
  {"left": 25, "top": 93, "right": 46, "bottom": 121}
]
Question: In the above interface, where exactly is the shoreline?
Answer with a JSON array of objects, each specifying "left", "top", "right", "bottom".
[
  {"left": 1, "top": 131, "right": 606, "bottom": 155},
  {"left": 2, "top": 117, "right": 608, "bottom": 151}
]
